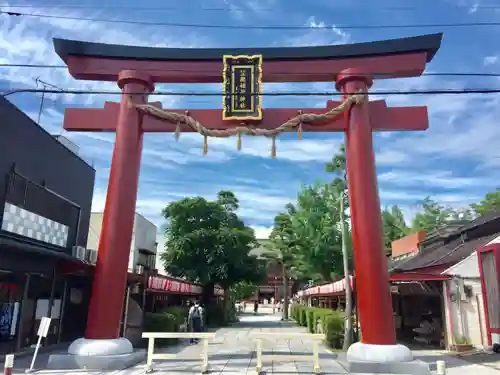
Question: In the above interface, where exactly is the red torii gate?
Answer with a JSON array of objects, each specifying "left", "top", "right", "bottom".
[{"left": 51, "top": 33, "right": 441, "bottom": 370}]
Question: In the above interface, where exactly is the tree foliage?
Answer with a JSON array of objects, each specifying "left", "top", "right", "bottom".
[
  {"left": 160, "top": 190, "right": 266, "bottom": 293},
  {"left": 266, "top": 145, "right": 350, "bottom": 283},
  {"left": 292, "top": 183, "right": 345, "bottom": 281},
  {"left": 231, "top": 281, "right": 257, "bottom": 301},
  {"left": 381, "top": 205, "right": 410, "bottom": 254},
  {"left": 471, "top": 189, "right": 500, "bottom": 216},
  {"left": 411, "top": 197, "right": 460, "bottom": 233}
]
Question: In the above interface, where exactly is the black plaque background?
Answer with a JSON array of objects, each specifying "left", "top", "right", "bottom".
[{"left": 223, "top": 55, "right": 262, "bottom": 120}]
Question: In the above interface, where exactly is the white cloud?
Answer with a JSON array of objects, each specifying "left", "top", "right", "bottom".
[
  {"left": 174, "top": 132, "right": 414, "bottom": 165},
  {"left": 0, "top": 3, "right": 208, "bottom": 107},
  {"left": 484, "top": 56, "right": 498, "bottom": 66},
  {"left": 379, "top": 190, "right": 481, "bottom": 204},
  {"left": 221, "top": 0, "right": 278, "bottom": 20},
  {"left": 252, "top": 226, "right": 273, "bottom": 239},
  {"left": 378, "top": 170, "right": 497, "bottom": 189},
  {"left": 4, "top": 1, "right": 500, "bottom": 232},
  {"left": 90, "top": 182, "right": 294, "bottom": 230},
  {"left": 283, "top": 16, "right": 350, "bottom": 47}
]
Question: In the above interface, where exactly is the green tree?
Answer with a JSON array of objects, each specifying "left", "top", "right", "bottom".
[
  {"left": 382, "top": 205, "right": 410, "bottom": 255},
  {"left": 471, "top": 189, "right": 500, "bottom": 216},
  {"left": 263, "top": 206, "right": 310, "bottom": 320},
  {"left": 325, "top": 143, "right": 348, "bottom": 195},
  {"left": 411, "top": 197, "right": 457, "bottom": 233},
  {"left": 231, "top": 281, "right": 257, "bottom": 301},
  {"left": 291, "top": 182, "right": 344, "bottom": 281},
  {"left": 160, "top": 191, "right": 266, "bottom": 308}
]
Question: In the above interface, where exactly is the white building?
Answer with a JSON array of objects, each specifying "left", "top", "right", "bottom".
[
  {"left": 87, "top": 212, "right": 158, "bottom": 273},
  {"left": 442, "top": 252, "right": 488, "bottom": 348},
  {"left": 155, "top": 234, "right": 168, "bottom": 275},
  {"left": 442, "top": 234, "right": 500, "bottom": 349}
]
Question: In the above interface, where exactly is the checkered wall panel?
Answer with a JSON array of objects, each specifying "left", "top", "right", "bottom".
[{"left": 1, "top": 203, "right": 69, "bottom": 247}]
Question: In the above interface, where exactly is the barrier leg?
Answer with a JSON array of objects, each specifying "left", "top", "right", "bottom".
[
  {"left": 145, "top": 337, "right": 155, "bottom": 373},
  {"left": 201, "top": 338, "right": 209, "bottom": 374},
  {"left": 256, "top": 338, "right": 263, "bottom": 374},
  {"left": 3, "top": 354, "right": 14, "bottom": 375},
  {"left": 312, "top": 341, "right": 320, "bottom": 373},
  {"left": 436, "top": 360, "right": 446, "bottom": 375}
]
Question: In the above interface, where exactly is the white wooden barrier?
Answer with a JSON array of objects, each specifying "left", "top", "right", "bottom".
[
  {"left": 436, "top": 360, "right": 446, "bottom": 375},
  {"left": 249, "top": 332, "right": 324, "bottom": 374},
  {"left": 142, "top": 332, "right": 216, "bottom": 373}
]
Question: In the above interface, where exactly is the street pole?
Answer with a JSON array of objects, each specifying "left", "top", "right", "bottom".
[
  {"left": 282, "top": 261, "right": 289, "bottom": 320},
  {"left": 339, "top": 188, "right": 353, "bottom": 350},
  {"left": 273, "top": 277, "right": 277, "bottom": 314}
]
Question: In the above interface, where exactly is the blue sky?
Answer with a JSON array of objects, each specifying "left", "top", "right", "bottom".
[{"left": 1, "top": 0, "right": 500, "bottom": 240}]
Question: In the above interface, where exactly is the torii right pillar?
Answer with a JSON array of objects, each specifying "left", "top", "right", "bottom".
[{"left": 337, "top": 69, "right": 431, "bottom": 374}]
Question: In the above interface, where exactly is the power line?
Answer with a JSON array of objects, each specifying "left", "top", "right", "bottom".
[
  {"left": 2, "top": 3, "right": 500, "bottom": 11},
  {"left": 1, "top": 64, "right": 500, "bottom": 79},
  {"left": 3, "top": 87, "right": 500, "bottom": 98},
  {"left": 3, "top": 10, "right": 500, "bottom": 30},
  {"left": 0, "top": 64, "right": 66, "bottom": 68}
]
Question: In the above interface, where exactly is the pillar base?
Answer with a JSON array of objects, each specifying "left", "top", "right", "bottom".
[
  {"left": 337, "top": 342, "right": 431, "bottom": 375},
  {"left": 47, "top": 338, "right": 145, "bottom": 370}
]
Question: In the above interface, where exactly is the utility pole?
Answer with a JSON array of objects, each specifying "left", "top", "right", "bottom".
[
  {"left": 339, "top": 188, "right": 353, "bottom": 350},
  {"left": 281, "top": 260, "right": 289, "bottom": 320}
]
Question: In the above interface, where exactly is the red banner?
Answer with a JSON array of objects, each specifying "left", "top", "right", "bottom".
[
  {"left": 148, "top": 276, "right": 202, "bottom": 294},
  {"left": 147, "top": 276, "right": 226, "bottom": 296}
]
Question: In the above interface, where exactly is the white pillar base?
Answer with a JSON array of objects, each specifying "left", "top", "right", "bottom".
[
  {"left": 339, "top": 342, "right": 431, "bottom": 375},
  {"left": 347, "top": 342, "right": 413, "bottom": 362},
  {"left": 47, "top": 338, "right": 145, "bottom": 370},
  {"left": 68, "top": 337, "right": 133, "bottom": 356}
]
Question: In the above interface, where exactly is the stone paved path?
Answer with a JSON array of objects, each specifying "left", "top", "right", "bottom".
[
  {"left": 10, "top": 307, "right": 500, "bottom": 374},
  {"left": 116, "top": 308, "right": 344, "bottom": 375}
]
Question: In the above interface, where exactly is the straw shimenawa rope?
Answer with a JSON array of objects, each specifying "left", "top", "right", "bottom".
[{"left": 131, "top": 91, "right": 366, "bottom": 158}]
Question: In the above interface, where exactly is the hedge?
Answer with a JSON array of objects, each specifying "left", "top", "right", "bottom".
[
  {"left": 205, "top": 301, "right": 237, "bottom": 327},
  {"left": 290, "top": 304, "right": 345, "bottom": 349},
  {"left": 143, "top": 312, "right": 179, "bottom": 347},
  {"left": 163, "top": 306, "right": 189, "bottom": 327}
]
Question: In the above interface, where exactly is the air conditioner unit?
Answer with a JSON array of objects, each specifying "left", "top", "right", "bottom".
[
  {"left": 135, "top": 265, "right": 144, "bottom": 275},
  {"left": 87, "top": 250, "right": 98, "bottom": 264},
  {"left": 72, "top": 246, "right": 86, "bottom": 261}
]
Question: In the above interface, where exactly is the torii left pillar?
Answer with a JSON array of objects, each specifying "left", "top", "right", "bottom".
[
  {"left": 84, "top": 71, "right": 154, "bottom": 339},
  {"left": 49, "top": 71, "right": 154, "bottom": 368}
]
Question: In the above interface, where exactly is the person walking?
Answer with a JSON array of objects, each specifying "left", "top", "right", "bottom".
[{"left": 188, "top": 301, "right": 203, "bottom": 344}]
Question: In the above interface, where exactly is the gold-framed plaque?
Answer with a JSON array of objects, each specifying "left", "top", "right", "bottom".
[{"left": 222, "top": 54, "right": 263, "bottom": 121}]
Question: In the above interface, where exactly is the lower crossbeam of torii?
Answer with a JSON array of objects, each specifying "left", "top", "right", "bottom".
[{"left": 48, "top": 33, "right": 442, "bottom": 373}]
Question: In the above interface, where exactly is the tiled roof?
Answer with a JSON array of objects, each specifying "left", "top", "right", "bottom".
[
  {"left": 391, "top": 232, "right": 500, "bottom": 272},
  {"left": 431, "top": 233, "right": 499, "bottom": 267},
  {"left": 389, "top": 208, "right": 500, "bottom": 273},
  {"left": 459, "top": 208, "right": 500, "bottom": 232}
]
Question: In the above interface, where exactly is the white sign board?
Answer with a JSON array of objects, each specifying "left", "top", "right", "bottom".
[
  {"left": 37, "top": 317, "right": 51, "bottom": 338},
  {"left": 29, "top": 317, "right": 52, "bottom": 372}
]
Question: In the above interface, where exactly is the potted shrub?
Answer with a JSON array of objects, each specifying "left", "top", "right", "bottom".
[{"left": 453, "top": 335, "right": 473, "bottom": 353}]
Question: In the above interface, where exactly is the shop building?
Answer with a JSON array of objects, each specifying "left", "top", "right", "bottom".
[
  {"left": 0, "top": 97, "right": 95, "bottom": 354},
  {"left": 296, "top": 209, "right": 500, "bottom": 351},
  {"left": 87, "top": 212, "right": 158, "bottom": 274}
]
